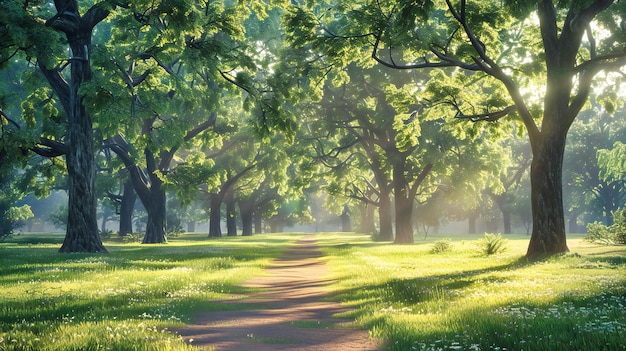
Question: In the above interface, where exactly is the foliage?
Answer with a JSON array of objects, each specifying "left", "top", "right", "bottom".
[
  {"left": 598, "top": 142, "right": 626, "bottom": 185},
  {"left": 476, "top": 233, "right": 508, "bottom": 256},
  {"left": 430, "top": 238, "right": 452, "bottom": 254},
  {"left": 98, "top": 229, "right": 115, "bottom": 239},
  {"left": 47, "top": 205, "right": 68, "bottom": 231},
  {"left": 0, "top": 169, "right": 33, "bottom": 240},
  {"left": 586, "top": 208, "right": 626, "bottom": 245}
]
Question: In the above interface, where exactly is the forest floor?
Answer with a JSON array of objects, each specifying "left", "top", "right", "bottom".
[{"left": 176, "top": 235, "right": 380, "bottom": 351}]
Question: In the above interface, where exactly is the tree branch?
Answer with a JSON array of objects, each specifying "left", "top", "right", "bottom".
[{"left": 454, "top": 105, "right": 518, "bottom": 122}]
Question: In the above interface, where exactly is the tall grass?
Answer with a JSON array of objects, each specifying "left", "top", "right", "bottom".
[
  {"left": 0, "top": 233, "right": 299, "bottom": 351},
  {"left": 317, "top": 233, "right": 626, "bottom": 351}
]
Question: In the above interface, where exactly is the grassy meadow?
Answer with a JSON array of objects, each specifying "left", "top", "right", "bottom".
[
  {"left": 317, "top": 233, "right": 626, "bottom": 351},
  {"left": 1, "top": 231, "right": 625, "bottom": 351},
  {"left": 0, "top": 232, "right": 299, "bottom": 351}
]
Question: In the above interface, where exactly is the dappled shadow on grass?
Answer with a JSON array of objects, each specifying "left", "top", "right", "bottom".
[
  {"left": 332, "top": 257, "right": 532, "bottom": 312},
  {"left": 317, "top": 236, "right": 626, "bottom": 351},
  {"left": 586, "top": 253, "right": 626, "bottom": 266},
  {"left": 368, "top": 287, "right": 626, "bottom": 351}
]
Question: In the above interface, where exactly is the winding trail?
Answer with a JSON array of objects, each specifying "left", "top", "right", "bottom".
[{"left": 177, "top": 236, "right": 379, "bottom": 351}]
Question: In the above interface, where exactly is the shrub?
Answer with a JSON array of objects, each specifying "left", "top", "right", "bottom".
[
  {"left": 122, "top": 232, "right": 144, "bottom": 243},
  {"left": 585, "top": 208, "right": 626, "bottom": 245},
  {"left": 585, "top": 222, "right": 615, "bottom": 245},
  {"left": 477, "top": 233, "right": 508, "bottom": 256},
  {"left": 430, "top": 238, "right": 452, "bottom": 254},
  {"left": 98, "top": 229, "right": 115, "bottom": 239}
]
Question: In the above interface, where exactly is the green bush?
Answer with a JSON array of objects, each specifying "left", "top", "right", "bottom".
[
  {"left": 585, "top": 222, "right": 615, "bottom": 245},
  {"left": 122, "top": 232, "right": 144, "bottom": 243},
  {"left": 585, "top": 208, "right": 626, "bottom": 245},
  {"left": 430, "top": 238, "right": 452, "bottom": 254},
  {"left": 477, "top": 233, "right": 508, "bottom": 256}
]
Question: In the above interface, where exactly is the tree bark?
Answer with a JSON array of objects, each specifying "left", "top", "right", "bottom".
[
  {"left": 225, "top": 188, "right": 237, "bottom": 236},
  {"left": 141, "top": 149, "right": 167, "bottom": 244},
  {"left": 393, "top": 162, "right": 413, "bottom": 244},
  {"left": 492, "top": 194, "right": 512, "bottom": 234},
  {"left": 526, "top": 134, "right": 569, "bottom": 258},
  {"left": 239, "top": 198, "right": 254, "bottom": 236},
  {"left": 377, "top": 191, "right": 393, "bottom": 241},
  {"left": 44, "top": 2, "right": 110, "bottom": 253},
  {"left": 502, "top": 210, "right": 512, "bottom": 235},
  {"left": 209, "top": 193, "right": 223, "bottom": 238},
  {"left": 254, "top": 211, "right": 263, "bottom": 234},
  {"left": 118, "top": 180, "right": 136, "bottom": 236}
]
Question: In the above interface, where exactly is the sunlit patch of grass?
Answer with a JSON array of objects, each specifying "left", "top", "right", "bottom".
[
  {"left": 0, "top": 232, "right": 300, "bottom": 351},
  {"left": 317, "top": 232, "right": 626, "bottom": 351}
]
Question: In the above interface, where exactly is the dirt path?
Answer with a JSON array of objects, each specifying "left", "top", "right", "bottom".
[{"left": 177, "top": 236, "right": 380, "bottom": 351}]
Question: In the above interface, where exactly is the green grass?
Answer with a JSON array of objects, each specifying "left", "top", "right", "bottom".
[
  {"left": 3, "top": 232, "right": 626, "bottom": 351},
  {"left": 0, "top": 232, "right": 301, "bottom": 351},
  {"left": 316, "top": 233, "right": 626, "bottom": 351}
]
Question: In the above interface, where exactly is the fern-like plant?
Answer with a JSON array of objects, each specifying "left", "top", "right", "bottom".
[
  {"left": 430, "top": 238, "right": 452, "bottom": 254},
  {"left": 477, "top": 233, "right": 508, "bottom": 256}
]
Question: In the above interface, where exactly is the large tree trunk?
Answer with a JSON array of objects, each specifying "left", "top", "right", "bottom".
[
  {"left": 118, "top": 180, "right": 136, "bottom": 236},
  {"left": 140, "top": 148, "right": 167, "bottom": 244},
  {"left": 208, "top": 193, "right": 222, "bottom": 238},
  {"left": 225, "top": 188, "right": 237, "bottom": 236},
  {"left": 393, "top": 163, "right": 414, "bottom": 244},
  {"left": 526, "top": 134, "right": 569, "bottom": 258},
  {"left": 377, "top": 191, "right": 393, "bottom": 241},
  {"left": 58, "top": 30, "right": 106, "bottom": 253},
  {"left": 239, "top": 198, "right": 254, "bottom": 236},
  {"left": 143, "top": 174, "right": 167, "bottom": 243}
]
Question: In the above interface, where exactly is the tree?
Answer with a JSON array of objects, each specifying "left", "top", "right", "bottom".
[
  {"left": 287, "top": 0, "right": 626, "bottom": 257},
  {"left": 93, "top": 0, "right": 280, "bottom": 243},
  {"left": 0, "top": 1, "right": 129, "bottom": 252}
]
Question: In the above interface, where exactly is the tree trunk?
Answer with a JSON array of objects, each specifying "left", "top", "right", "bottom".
[
  {"left": 502, "top": 210, "right": 512, "bottom": 235},
  {"left": 493, "top": 194, "right": 512, "bottom": 234},
  {"left": 377, "top": 191, "right": 393, "bottom": 241},
  {"left": 341, "top": 205, "right": 351, "bottom": 232},
  {"left": 58, "top": 34, "right": 106, "bottom": 253},
  {"left": 468, "top": 212, "right": 477, "bottom": 234},
  {"left": 225, "top": 188, "right": 237, "bottom": 236},
  {"left": 526, "top": 134, "right": 569, "bottom": 258},
  {"left": 254, "top": 211, "right": 263, "bottom": 234},
  {"left": 568, "top": 213, "right": 578, "bottom": 234},
  {"left": 239, "top": 199, "right": 254, "bottom": 236},
  {"left": 142, "top": 174, "right": 167, "bottom": 244},
  {"left": 358, "top": 203, "right": 376, "bottom": 234},
  {"left": 269, "top": 220, "right": 283, "bottom": 233},
  {"left": 208, "top": 193, "right": 222, "bottom": 238},
  {"left": 393, "top": 163, "right": 414, "bottom": 244},
  {"left": 118, "top": 180, "right": 136, "bottom": 236}
]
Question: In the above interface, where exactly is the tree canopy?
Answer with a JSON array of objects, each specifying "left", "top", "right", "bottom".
[{"left": 2, "top": 0, "right": 625, "bottom": 258}]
